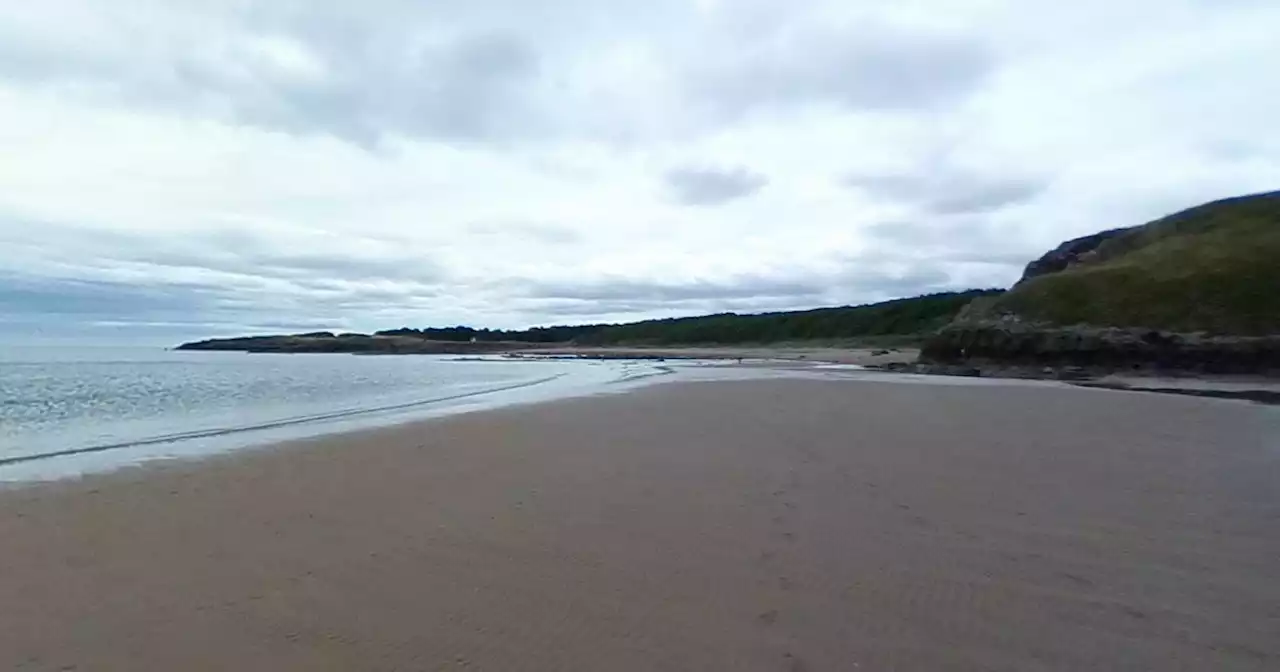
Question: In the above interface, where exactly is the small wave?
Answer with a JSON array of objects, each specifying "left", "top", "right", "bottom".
[
  {"left": 610, "top": 364, "right": 677, "bottom": 384},
  {"left": 0, "top": 373, "right": 568, "bottom": 468}
]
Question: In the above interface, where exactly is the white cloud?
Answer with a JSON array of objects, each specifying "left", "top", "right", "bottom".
[{"left": 1, "top": 0, "right": 1278, "bottom": 338}]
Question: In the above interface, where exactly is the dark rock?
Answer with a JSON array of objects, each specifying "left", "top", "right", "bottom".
[
  {"left": 1053, "top": 366, "right": 1092, "bottom": 381},
  {"left": 1017, "top": 227, "right": 1133, "bottom": 284},
  {"left": 931, "top": 365, "right": 981, "bottom": 377},
  {"left": 921, "top": 324, "right": 1280, "bottom": 374},
  {"left": 873, "top": 362, "right": 981, "bottom": 377}
]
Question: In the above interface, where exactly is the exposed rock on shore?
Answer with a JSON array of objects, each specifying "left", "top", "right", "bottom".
[{"left": 921, "top": 324, "right": 1280, "bottom": 374}]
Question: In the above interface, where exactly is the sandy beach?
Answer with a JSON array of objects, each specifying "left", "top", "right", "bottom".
[
  {"left": 517, "top": 345, "right": 920, "bottom": 366},
  {"left": 2, "top": 378, "right": 1277, "bottom": 671}
]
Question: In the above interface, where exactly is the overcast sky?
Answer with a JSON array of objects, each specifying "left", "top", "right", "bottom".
[{"left": 2, "top": 0, "right": 1278, "bottom": 341}]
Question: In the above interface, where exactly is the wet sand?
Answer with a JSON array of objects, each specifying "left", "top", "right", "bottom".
[
  {"left": 516, "top": 344, "right": 920, "bottom": 367},
  {"left": 2, "top": 379, "right": 1277, "bottom": 671}
]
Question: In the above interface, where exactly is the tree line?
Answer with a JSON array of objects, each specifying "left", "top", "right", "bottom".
[{"left": 375, "top": 289, "right": 1001, "bottom": 345}]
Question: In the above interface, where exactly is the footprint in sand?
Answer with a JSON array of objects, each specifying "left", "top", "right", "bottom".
[{"left": 784, "top": 651, "right": 810, "bottom": 671}]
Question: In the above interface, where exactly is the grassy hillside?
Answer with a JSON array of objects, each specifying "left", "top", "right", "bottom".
[
  {"left": 578, "top": 290, "right": 1000, "bottom": 345},
  {"left": 185, "top": 290, "right": 1002, "bottom": 352},
  {"left": 991, "top": 191, "right": 1280, "bottom": 335}
]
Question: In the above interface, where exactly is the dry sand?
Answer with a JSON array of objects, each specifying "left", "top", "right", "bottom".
[{"left": 1, "top": 379, "right": 1277, "bottom": 671}]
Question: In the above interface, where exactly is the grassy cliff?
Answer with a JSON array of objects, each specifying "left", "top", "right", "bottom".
[
  {"left": 578, "top": 290, "right": 999, "bottom": 345},
  {"left": 922, "top": 191, "right": 1280, "bottom": 372},
  {"left": 990, "top": 191, "right": 1280, "bottom": 335}
]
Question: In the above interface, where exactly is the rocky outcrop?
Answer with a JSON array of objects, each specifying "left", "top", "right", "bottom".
[
  {"left": 925, "top": 191, "right": 1280, "bottom": 375},
  {"left": 921, "top": 324, "right": 1280, "bottom": 374},
  {"left": 1016, "top": 226, "right": 1133, "bottom": 284}
]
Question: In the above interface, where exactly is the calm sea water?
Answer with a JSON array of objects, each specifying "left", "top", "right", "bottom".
[{"left": 0, "top": 346, "right": 667, "bottom": 481}]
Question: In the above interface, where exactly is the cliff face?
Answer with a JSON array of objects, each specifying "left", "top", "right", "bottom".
[
  {"left": 1015, "top": 227, "right": 1133, "bottom": 284},
  {"left": 922, "top": 191, "right": 1280, "bottom": 372}
]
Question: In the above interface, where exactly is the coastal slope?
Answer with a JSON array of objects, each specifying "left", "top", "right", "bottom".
[
  {"left": 923, "top": 191, "right": 1280, "bottom": 371},
  {"left": 999, "top": 190, "right": 1279, "bottom": 334}
]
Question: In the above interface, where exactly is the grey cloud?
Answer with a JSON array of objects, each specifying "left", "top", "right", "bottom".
[
  {"left": 184, "top": 30, "right": 545, "bottom": 144},
  {"left": 0, "top": 267, "right": 443, "bottom": 339},
  {"left": 827, "top": 262, "right": 958, "bottom": 303},
  {"left": 866, "top": 218, "right": 1007, "bottom": 249},
  {"left": 0, "top": 237, "right": 977, "bottom": 339},
  {"left": 0, "top": 272, "right": 327, "bottom": 342},
  {"left": 854, "top": 216, "right": 1034, "bottom": 293},
  {"left": 0, "top": 3, "right": 997, "bottom": 146},
  {"left": 10, "top": 1, "right": 1267, "bottom": 336},
  {"left": 524, "top": 275, "right": 825, "bottom": 304},
  {"left": 517, "top": 258, "right": 963, "bottom": 318},
  {"left": 233, "top": 248, "right": 441, "bottom": 284},
  {"left": 847, "top": 169, "right": 1046, "bottom": 216},
  {"left": 863, "top": 217, "right": 1040, "bottom": 267},
  {"left": 63, "top": 227, "right": 446, "bottom": 286},
  {"left": 692, "top": 24, "right": 993, "bottom": 118},
  {"left": 0, "top": 7, "right": 547, "bottom": 145},
  {"left": 526, "top": 295, "right": 836, "bottom": 319},
  {"left": 0, "top": 219, "right": 451, "bottom": 337},
  {"left": 664, "top": 166, "right": 767, "bottom": 205},
  {"left": 0, "top": 274, "right": 214, "bottom": 319},
  {"left": 928, "top": 182, "right": 1043, "bottom": 215},
  {"left": 520, "top": 265, "right": 960, "bottom": 320}
]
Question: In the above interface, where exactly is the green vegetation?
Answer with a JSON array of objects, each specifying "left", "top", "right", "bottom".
[
  {"left": 989, "top": 191, "right": 1280, "bottom": 335},
  {"left": 182, "top": 290, "right": 999, "bottom": 352},
  {"left": 575, "top": 291, "right": 1000, "bottom": 345},
  {"left": 373, "top": 290, "right": 998, "bottom": 346},
  {"left": 375, "top": 325, "right": 595, "bottom": 343}
]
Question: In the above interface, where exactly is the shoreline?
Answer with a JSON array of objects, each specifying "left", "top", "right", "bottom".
[
  {"left": 175, "top": 337, "right": 1280, "bottom": 401},
  {"left": 507, "top": 347, "right": 1280, "bottom": 406},
  {"left": 2, "top": 377, "right": 1276, "bottom": 669},
  {"left": 0, "top": 371, "right": 581, "bottom": 471},
  {"left": 7, "top": 356, "right": 1277, "bottom": 485},
  {"left": 0, "top": 356, "right": 683, "bottom": 484}
]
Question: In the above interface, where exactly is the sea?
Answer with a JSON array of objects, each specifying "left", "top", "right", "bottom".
[{"left": 0, "top": 346, "right": 674, "bottom": 482}]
